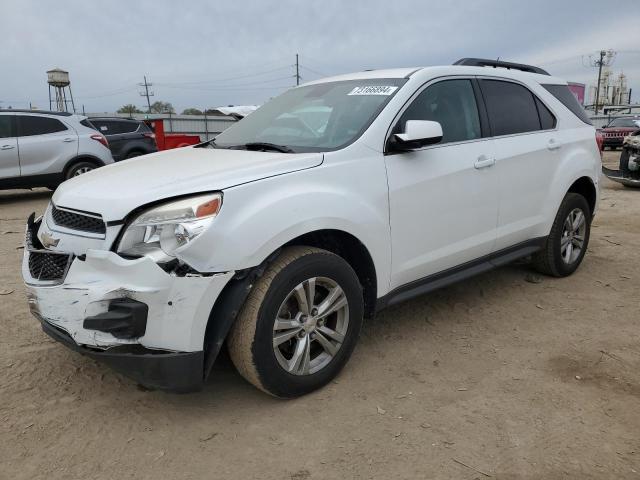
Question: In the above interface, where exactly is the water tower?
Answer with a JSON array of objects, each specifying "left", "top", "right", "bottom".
[{"left": 47, "top": 68, "right": 75, "bottom": 112}]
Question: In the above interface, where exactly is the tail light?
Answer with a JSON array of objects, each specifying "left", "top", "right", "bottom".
[
  {"left": 595, "top": 131, "right": 604, "bottom": 158},
  {"left": 90, "top": 134, "right": 109, "bottom": 148},
  {"left": 143, "top": 132, "right": 156, "bottom": 139}
]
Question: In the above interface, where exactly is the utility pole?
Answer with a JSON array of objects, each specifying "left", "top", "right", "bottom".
[
  {"left": 139, "top": 76, "right": 154, "bottom": 113},
  {"left": 295, "top": 53, "right": 301, "bottom": 86},
  {"left": 586, "top": 50, "right": 615, "bottom": 115},
  {"left": 594, "top": 50, "right": 605, "bottom": 115}
]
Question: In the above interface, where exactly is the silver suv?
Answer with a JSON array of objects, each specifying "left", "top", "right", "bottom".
[{"left": 0, "top": 110, "right": 114, "bottom": 190}]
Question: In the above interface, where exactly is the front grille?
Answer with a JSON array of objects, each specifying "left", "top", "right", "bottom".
[
  {"left": 51, "top": 205, "right": 105, "bottom": 235},
  {"left": 28, "top": 251, "right": 71, "bottom": 282},
  {"left": 25, "top": 216, "right": 73, "bottom": 284}
]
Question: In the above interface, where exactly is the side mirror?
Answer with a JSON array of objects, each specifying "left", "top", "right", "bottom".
[{"left": 392, "top": 120, "right": 443, "bottom": 151}]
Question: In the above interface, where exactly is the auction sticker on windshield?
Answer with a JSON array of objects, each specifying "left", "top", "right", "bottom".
[{"left": 348, "top": 86, "right": 398, "bottom": 95}]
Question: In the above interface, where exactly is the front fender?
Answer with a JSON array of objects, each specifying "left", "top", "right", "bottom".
[{"left": 177, "top": 157, "right": 392, "bottom": 295}]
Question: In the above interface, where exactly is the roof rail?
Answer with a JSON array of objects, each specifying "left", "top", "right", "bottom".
[{"left": 453, "top": 58, "right": 550, "bottom": 76}]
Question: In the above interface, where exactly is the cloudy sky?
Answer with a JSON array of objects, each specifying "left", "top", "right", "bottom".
[{"left": 2, "top": 0, "right": 639, "bottom": 113}]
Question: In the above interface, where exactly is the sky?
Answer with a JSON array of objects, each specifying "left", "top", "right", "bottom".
[{"left": 2, "top": 0, "right": 639, "bottom": 114}]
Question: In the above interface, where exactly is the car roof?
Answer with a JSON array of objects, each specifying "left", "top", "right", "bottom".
[
  {"left": 301, "top": 65, "right": 566, "bottom": 87},
  {"left": 0, "top": 109, "right": 74, "bottom": 116}
]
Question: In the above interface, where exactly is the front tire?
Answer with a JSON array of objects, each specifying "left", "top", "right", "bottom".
[
  {"left": 228, "top": 246, "right": 364, "bottom": 398},
  {"left": 532, "top": 193, "right": 591, "bottom": 277}
]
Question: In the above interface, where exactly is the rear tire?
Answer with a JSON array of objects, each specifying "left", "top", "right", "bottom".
[
  {"left": 65, "top": 161, "right": 97, "bottom": 179},
  {"left": 228, "top": 246, "right": 364, "bottom": 398},
  {"left": 532, "top": 193, "right": 591, "bottom": 277},
  {"left": 125, "top": 150, "right": 144, "bottom": 159}
]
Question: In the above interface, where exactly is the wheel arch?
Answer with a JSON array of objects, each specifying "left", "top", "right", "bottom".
[
  {"left": 62, "top": 155, "right": 105, "bottom": 177},
  {"left": 201, "top": 228, "right": 379, "bottom": 380},
  {"left": 567, "top": 176, "right": 597, "bottom": 215}
]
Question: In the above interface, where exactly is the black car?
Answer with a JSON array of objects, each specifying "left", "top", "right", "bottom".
[{"left": 88, "top": 117, "right": 158, "bottom": 161}]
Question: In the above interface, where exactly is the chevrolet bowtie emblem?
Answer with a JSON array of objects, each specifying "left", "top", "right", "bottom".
[{"left": 40, "top": 232, "right": 60, "bottom": 249}]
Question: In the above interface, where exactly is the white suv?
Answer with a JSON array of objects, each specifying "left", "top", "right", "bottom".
[
  {"left": 22, "top": 59, "right": 601, "bottom": 397},
  {"left": 0, "top": 110, "right": 113, "bottom": 190}
]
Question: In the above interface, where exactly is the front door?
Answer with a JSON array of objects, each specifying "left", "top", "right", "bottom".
[{"left": 384, "top": 78, "right": 499, "bottom": 290}]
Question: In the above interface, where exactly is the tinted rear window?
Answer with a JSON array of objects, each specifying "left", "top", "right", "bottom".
[
  {"left": 17, "top": 116, "right": 68, "bottom": 136},
  {"left": 480, "top": 80, "right": 541, "bottom": 136},
  {"left": 80, "top": 119, "right": 97, "bottom": 130},
  {"left": 90, "top": 119, "right": 140, "bottom": 134},
  {"left": 542, "top": 84, "right": 592, "bottom": 125},
  {"left": 90, "top": 120, "right": 117, "bottom": 134},
  {"left": 607, "top": 118, "right": 639, "bottom": 128},
  {"left": 117, "top": 121, "right": 140, "bottom": 134},
  {"left": 0, "top": 115, "right": 15, "bottom": 138}
]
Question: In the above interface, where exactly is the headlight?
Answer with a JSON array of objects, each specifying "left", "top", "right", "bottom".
[{"left": 117, "top": 193, "right": 222, "bottom": 261}]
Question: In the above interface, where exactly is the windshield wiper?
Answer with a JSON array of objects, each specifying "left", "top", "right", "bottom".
[{"left": 240, "top": 142, "right": 294, "bottom": 153}]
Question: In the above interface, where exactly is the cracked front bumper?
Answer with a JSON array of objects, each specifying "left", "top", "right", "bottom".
[{"left": 22, "top": 223, "right": 235, "bottom": 390}]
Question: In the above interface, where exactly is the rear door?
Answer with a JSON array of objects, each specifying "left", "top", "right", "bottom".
[
  {"left": 478, "top": 79, "right": 559, "bottom": 250},
  {"left": 0, "top": 114, "right": 19, "bottom": 179},
  {"left": 385, "top": 78, "right": 499, "bottom": 289},
  {"left": 16, "top": 115, "right": 78, "bottom": 177}
]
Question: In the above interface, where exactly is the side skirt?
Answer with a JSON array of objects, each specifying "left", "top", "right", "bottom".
[{"left": 376, "top": 237, "right": 546, "bottom": 311}]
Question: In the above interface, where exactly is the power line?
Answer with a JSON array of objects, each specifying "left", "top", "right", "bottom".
[
  {"left": 75, "top": 86, "right": 138, "bottom": 99},
  {"left": 154, "top": 65, "right": 293, "bottom": 87},
  {"left": 157, "top": 84, "right": 292, "bottom": 92},
  {"left": 300, "top": 65, "right": 328, "bottom": 78},
  {"left": 157, "top": 74, "right": 293, "bottom": 90}
]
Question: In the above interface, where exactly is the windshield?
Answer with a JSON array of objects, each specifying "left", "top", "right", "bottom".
[
  {"left": 212, "top": 79, "right": 407, "bottom": 153},
  {"left": 609, "top": 118, "right": 640, "bottom": 128}
]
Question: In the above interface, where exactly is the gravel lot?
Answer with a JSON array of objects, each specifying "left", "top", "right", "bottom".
[{"left": 1, "top": 151, "right": 638, "bottom": 479}]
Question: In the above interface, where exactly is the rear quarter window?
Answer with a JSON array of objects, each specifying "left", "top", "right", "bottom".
[{"left": 542, "top": 84, "right": 592, "bottom": 125}]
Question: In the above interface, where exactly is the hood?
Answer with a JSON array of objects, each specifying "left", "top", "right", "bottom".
[{"left": 53, "top": 146, "right": 323, "bottom": 221}]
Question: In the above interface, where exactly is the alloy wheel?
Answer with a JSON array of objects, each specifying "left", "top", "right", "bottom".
[
  {"left": 560, "top": 207, "right": 586, "bottom": 264},
  {"left": 272, "top": 276, "right": 349, "bottom": 376}
]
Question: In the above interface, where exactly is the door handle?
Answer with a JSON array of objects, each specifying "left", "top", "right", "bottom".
[
  {"left": 63, "top": 137, "right": 75, "bottom": 143},
  {"left": 474, "top": 155, "right": 495, "bottom": 169},
  {"left": 0, "top": 144, "right": 15, "bottom": 150},
  {"left": 547, "top": 138, "right": 561, "bottom": 151}
]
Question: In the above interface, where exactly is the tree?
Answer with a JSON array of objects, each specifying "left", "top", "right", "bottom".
[
  {"left": 150, "top": 101, "right": 174, "bottom": 113},
  {"left": 182, "top": 108, "right": 203, "bottom": 115},
  {"left": 117, "top": 104, "right": 143, "bottom": 114}
]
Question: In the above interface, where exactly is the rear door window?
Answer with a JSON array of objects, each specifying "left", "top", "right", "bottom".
[
  {"left": 479, "top": 80, "right": 541, "bottom": 136},
  {"left": 17, "top": 116, "right": 68, "bottom": 136},
  {"left": 0, "top": 115, "right": 15, "bottom": 138}
]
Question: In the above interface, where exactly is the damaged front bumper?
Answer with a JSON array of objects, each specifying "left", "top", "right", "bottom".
[{"left": 22, "top": 216, "right": 235, "bottom": 392}]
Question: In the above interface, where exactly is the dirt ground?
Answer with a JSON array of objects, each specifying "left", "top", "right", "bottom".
[{"left": 0, "top": 151, "right": 638, "bottom": 480}]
